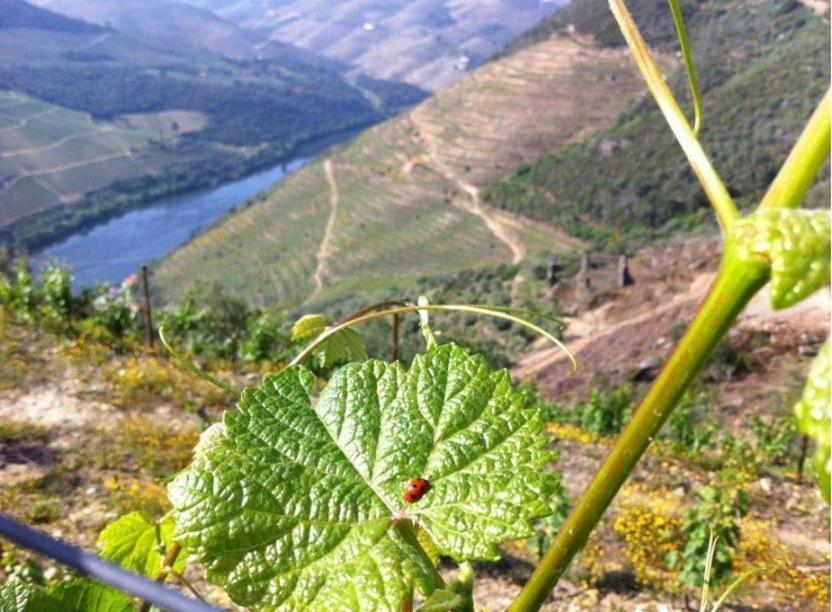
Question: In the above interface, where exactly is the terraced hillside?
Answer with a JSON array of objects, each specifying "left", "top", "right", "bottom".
[
  {"left": 484, "top": 0, "right": 831, "bottom": 244},
  {"left": 0, "top": 91, "right": 186, "bottom": 227},
  {"left": 154, "top": 31, "right": 673, "bottom": 308},
  {"left": 0, "top": 0, "right": 426, "bottom": 250}
]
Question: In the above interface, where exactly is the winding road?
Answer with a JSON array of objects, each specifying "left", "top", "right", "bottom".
[{"left": 311, "top": 159, "right": 340, "bottom": 298}]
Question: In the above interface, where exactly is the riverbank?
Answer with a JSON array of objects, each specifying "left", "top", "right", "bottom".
[
  {"left": 31, "top": 157, "right": 310, "bottom": 289},
  {"left": 1, "top": 122, "right": 374, "bottom": 255}
]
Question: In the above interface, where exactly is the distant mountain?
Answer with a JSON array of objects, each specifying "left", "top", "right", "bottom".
[
  {"left": 0, "top": 0, "right": 426, "bottom": 249},
  {"left": 29, "top": 0, "right": 339, "bottom": 68},
  {"left": 153, "top": 0, "right": 830, "bottom": 313},
  {"left": 0, "top": 0, "right": 103, "bottom": 32},
  {"left": 175, "top": 0, "right": 570, "bottom": 90}
]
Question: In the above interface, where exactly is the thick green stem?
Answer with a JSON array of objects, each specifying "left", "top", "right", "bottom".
[
  {"left": 759, "top": 88, "right": 831, "bottom": 211},
  {"left": 509, "top": 254, "right": 768, "bottom": 611}
]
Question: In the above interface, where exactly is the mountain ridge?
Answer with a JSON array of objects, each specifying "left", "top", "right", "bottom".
[{"left": 174, "top": 0, "right": 570, "bottom": 91}]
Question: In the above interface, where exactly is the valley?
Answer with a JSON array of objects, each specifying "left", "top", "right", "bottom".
[
  {"left": 153, "top": 31, "right": 659, "bottom": 308},
  {"left": 0, "top": 0, "right": 425, "bottom": 251}
]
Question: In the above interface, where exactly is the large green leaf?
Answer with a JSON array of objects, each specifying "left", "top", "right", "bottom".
[
  {"left": 291, "top": 313, "right": 368, "bottom": 369},
  {"left": 46, "top": 580, "right": 132, "bottom": 612},
  {"left": 0, "top": 578, "right": 131, "bottom": 612},
  {"left": 731, "top": 209, "right": 830, "bottom": 309},
  {"left": 97, "top": 512, "right": 185, "bottom": 576},
  {"left": 795, "top": 339, "right": 831, "bottom": 502},
  {"left": 0, "top": 579, "right": 56, "bottom": 612},
  {"left": 169, "top": 343, "right": 557, "bottom": 610}
]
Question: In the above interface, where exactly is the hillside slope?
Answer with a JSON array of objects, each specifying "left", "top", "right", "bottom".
[
  {"left": 484, "top": 0, "right": 830, "bottom": 245},
  {"left": 0, "top": 0, "right": 425, "bottom": 250},
  {"left": 177, "top": 0, "right": 568, "bottom": 91},
  {"left": 153, "top": 31, "right": 673, "bottom": 308}
]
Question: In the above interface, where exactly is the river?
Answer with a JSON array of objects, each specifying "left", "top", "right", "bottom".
[{"left": 32, "top": 158, "right": 308, "bottom": 289}]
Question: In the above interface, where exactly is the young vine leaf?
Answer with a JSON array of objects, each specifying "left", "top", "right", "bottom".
[
  {"left": 97, "top": 512, "right": 186, "bottom": 576},
  {"left": 0, "top": 578, "right": 56, "bottom": 612},
  {"left": 291, "top": 313, "right": 368, "bottom": 368},
  {"left": 0, "top": 577, "right": 132, "bottom": 612},
  {"left": 794, "top": 339, "right": 830, "bottom": 502},
  {"left": 730, "top": 208, "right": 830, "bottom": 309},
  {"left": 418, "top": 563, "right": 474, "bottom": 611},
  {"left": 169, "top": 343, "right": 557, "bottom": 610}
]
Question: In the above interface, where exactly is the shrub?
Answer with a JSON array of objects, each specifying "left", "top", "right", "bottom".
[
  {"left": 79, "top": 286, "right": 139, "bottom": 344},
  {"left": 670, "top": 478, "right": 749, "bottom": 586},
  {"left": 36, "top": 263, "right": 73, "bottom": 322},
  {"left": 750, "top": 415, "right": 797, "bottom": 468},
  {"left": 527, "top": 477, "right": 571, "bottom": 560},
  {"left": 663, "top": 390, "right": 715, "bottom": 453},
  {"left": 0, "top": 260, "right": 35, "bottom": 322},
  {"left": 579, "top": 385, "right": 634, "bottom": 435}
]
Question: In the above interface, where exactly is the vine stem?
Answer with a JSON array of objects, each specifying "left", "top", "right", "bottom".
[
  {"left": 508, "top": 253, "right": 768, "bottom": 611},
  {"left": 759, "top": 88, "right": 831, "bottom": 211},
  {"left": 139, "top": 543, "right": 183, "bottom": 612},
  {"left": 609, "top": 0, "right": 739, "bottom": 233},
  {"left": 288, "top": 303, "right": 576, "bottom": 372},
  {"left": 158, "top": 326, "right": 240, "bottom": 396}
]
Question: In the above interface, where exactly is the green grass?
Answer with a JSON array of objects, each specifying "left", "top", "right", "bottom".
[
  {"left": 0, "top": 421, "right": 48, "bottom": 442},
  {"left": 0, "top": 177, "right": 58, "bottom": 224}
]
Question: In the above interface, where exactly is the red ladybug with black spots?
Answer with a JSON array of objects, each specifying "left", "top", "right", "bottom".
[{"left": 403, "top": 478, "right": 431, "bottom": 503}]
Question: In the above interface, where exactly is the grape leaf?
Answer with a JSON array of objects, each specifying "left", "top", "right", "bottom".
[
  {"left": 290, "top": 314, "right": 329, "bottom": 342},
  {"left": 731, "top": 209, "right": 830, "bottom": 309},
  {"left": 0, "top": 578, "right": 131, "bottom": 612},
  {"left": 417, "top": 563, "right": 474, "bottom": 612},
  {"left": 291, "top": 314, "right": 368, "bottom": 368},
  {"left": 0, "top": 578, "right": 56, "bottom": 612},
  {"left": 46, "top": 579, "right": 132, "bottom": 612},
  {"left": 169, "top": 343, "right": 557, "bottom": 610},
  {"left": 97, "top": 512, "right": 185, "bottom": 576},
  {"left": 794, "top": 339, "right": 831, "bottom": 502}
]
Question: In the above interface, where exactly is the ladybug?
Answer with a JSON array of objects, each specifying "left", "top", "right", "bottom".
[{"left": 403, "top": 478, "right": 431, "bottom": 503}]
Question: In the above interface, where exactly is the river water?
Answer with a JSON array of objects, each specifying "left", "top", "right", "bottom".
[{"left": 32, "top": 158, "right": 308, "bottom": 289}]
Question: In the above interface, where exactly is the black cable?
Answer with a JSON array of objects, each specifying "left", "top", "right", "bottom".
[{"left": 0, "top": 513, "right": 219, "bottom": 612}]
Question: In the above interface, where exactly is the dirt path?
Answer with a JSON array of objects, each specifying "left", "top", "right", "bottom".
[
  {"left": 458, "top": 180, "right": 524, "bottom": 264},
  {"left": 513, "top": 272, "right": 715, "bottom": 379},
  {"left": 410, "top": 110, "right": 525, "bottom": 264},
  {"left": 310, "top": 159, "right": 340, "bottom": 299}
]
